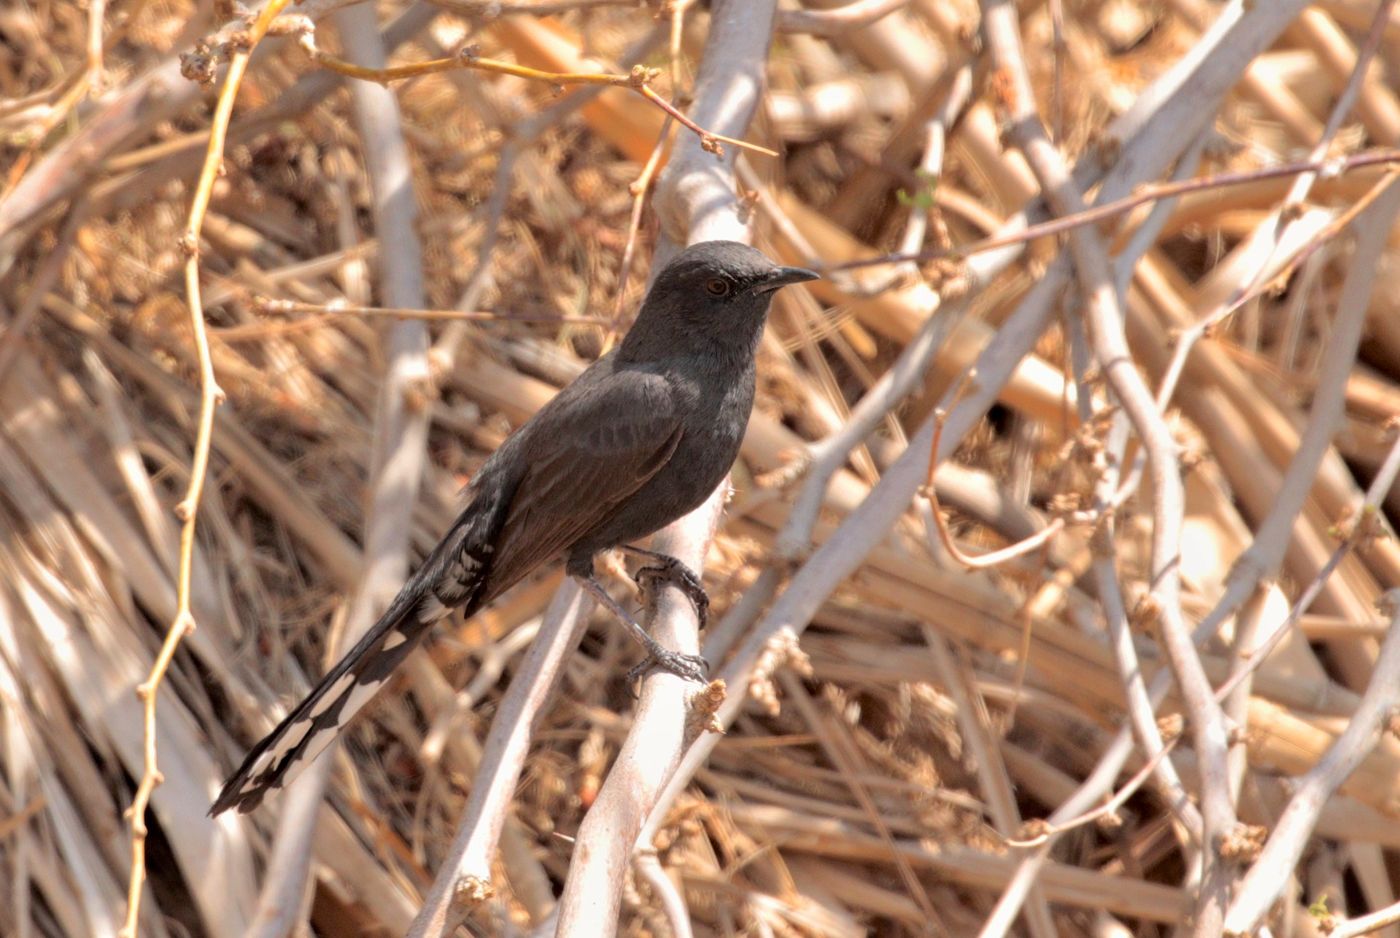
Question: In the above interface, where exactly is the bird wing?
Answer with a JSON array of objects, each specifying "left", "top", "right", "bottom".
[
  {"left": 481, "top": 367, "right": 684, "bottom": 599},
  {"left": 211, "top": 365, "right": 680, "bottom": 815}
]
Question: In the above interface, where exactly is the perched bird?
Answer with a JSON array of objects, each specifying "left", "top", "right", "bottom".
[{"left": 211, "top": 241, "right": 818, "bottom": 814}]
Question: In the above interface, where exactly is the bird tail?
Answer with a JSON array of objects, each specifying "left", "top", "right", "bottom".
[
  {"left": 209, "top": 586, "right": 457, "bottom": 815},
  {"left": 211, "top": 477, "right": 514, "bottom": 815}
]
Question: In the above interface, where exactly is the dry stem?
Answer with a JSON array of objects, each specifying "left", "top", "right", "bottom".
[
  {"left": 288, "top": 25, "right": 777, "bottom": 158},
  {"left": 829, "top": 148, "right": 1400, "bottom": 272},
  {"left": 119, "top": 3, "right": 293, "bottom": 935}
]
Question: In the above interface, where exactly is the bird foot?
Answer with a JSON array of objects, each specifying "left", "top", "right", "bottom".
[
  {"left": 626, "top": 640, "right": 710, "bottom": 688},
  {"left": 626, "top": 548, "right": 710, "bottom": 629},
  {"left": 572, "top": 572, "right": 710, "bottom": 692}
]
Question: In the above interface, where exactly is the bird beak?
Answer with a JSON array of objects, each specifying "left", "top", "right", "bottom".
[{"left": 754, "top": 265, "right": 821, "bottom": 294}]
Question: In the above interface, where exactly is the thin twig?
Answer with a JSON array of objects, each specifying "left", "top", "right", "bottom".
[
  {"left": 827, "top": 148, "right": 1400, "bottom": 272},
  {"left": 611, "top": 123, "right": 672, "bottom": 339},
  {"left": 289, "top": 26, "right": 778, "bottom": 157},
  {"left": 1212, "top": 425, "right": 1400, "bottom": 711},
  {"left": 1328, "top": 896, "right": 1400, "bottom": 938},
  {"left": 1002, "top": 738, "right": 1181, "bottom": 848},
  {"left": 118, "top": 4, "right": 294, "bottom": 936},
  {"left": 253, "top": 296, "right": 609, "bottom": 325},
  {"left": 635, "top": 850, "right": 695, "bottom": 938},
  {"left": 923, "top": 409, "right": 1066, "bottom": 570}
]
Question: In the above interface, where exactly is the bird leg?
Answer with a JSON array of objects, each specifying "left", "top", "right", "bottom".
[
  {"left": 571, "top": 573, "right": 709, "bottom": 686},
  {"left": 620, "top": 545, "right": 710, "bottom": 630}
]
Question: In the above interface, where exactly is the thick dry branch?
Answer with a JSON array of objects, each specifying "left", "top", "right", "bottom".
[
  {"left": 554, "top": 494, "right": 726, "bottom": 937},
  {"left": 980, "top": 7, "right": 1234, "bottom": 932},
  {"left": 407, "top": 586, "right": 592, "bottom": 937},
  {"left": 774, "top": 0, "right": 910, "bottom": 37},
  {"left": 242, "top": 6, "right": 437, "bottom": 933},
  {"left": 1225, "top": 585, "right": 1400, "bottom": 934},
  {"left": 554, "top": 3, "right": 784, "bottom": 935}
]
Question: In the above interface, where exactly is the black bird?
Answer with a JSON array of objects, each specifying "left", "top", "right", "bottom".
[{"left": 211, "top": 241, "right": 818, "bottom": 814}]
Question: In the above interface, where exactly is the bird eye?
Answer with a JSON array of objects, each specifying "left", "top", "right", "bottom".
[{"left": 704, "top": 277, "right": 730, "bottom": 297}]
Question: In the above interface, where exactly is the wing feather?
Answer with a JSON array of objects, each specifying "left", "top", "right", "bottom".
[
  {"left": 480, "top": 367, "right": 682, "bottom": 600},
  {"left": 211, "top": 361, "right": 681, "bottom": 814}
]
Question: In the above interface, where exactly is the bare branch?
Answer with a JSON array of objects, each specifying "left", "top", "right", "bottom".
[
  {"left": 243, "top": 4, "right": 436, "bottom": 932},
  {"left": 775, "top": 0, "right": 909, "bottom": 37},
  {"left": 555, "top": 3, "right": 785, "bottom": 934},
  {"left": 406, "top": 586, "right": 592, "bottom": 937},
  {"left": 1225, "top": 586, "right": 1400, "bottom": 933}
]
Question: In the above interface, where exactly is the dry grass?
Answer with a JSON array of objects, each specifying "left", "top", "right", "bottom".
[{"left": 3, "top": 0, "right": 1400, "bottom": 936}]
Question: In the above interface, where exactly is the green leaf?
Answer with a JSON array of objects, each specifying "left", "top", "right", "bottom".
[{"left": 897, "top": 170, "right": 940, "bottom": 210}]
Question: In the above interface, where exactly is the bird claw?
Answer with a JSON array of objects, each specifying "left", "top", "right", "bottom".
[
  {"left": 626, "top": 646, "right": 709, "bottom": 690},
  {"left": 633, "top": 557, "right": 710, "bottom": 630}
]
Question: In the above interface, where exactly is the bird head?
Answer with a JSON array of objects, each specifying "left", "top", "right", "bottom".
[
  {"left": 622, "top": 241, "right": 819, "bottom": 363},
  {"left": 653, "top": 240, "right": 818, "bottom": 307}
]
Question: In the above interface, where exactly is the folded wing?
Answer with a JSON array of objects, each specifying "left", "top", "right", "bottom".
[{"left": 211, "top": 364, "right": 682, "bottom": 814}]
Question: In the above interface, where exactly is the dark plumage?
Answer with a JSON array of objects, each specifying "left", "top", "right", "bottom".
[{"left": 210, "top": 241, "right": 817, "bottom": 814}]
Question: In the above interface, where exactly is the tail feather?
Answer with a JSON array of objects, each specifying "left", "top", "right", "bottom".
[
  {"left": 209, "top": 590, "right": 450, "bottom": 815},
  {"left": 211, "top": 472, "right": 516, "bottom": 815}
]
